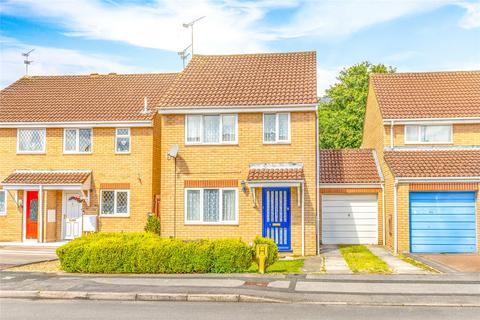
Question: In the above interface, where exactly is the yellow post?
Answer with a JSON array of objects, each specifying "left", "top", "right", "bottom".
[{"left": 256, "top": 244, "right": 268, "bottom": 274}]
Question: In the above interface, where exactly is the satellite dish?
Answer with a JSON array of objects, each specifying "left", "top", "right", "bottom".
[{"left": 167, "top": 144, "right": 179, "bottom": 159}]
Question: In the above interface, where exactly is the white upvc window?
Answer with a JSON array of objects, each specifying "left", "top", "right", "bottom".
[
  {"left": 115, "top": 128, "right": 131, "bottom": 153},
  {"left": 0, "top": 190, "right": 6, "bottom": 215},
  {"left": 405, "top": 125, "right": 452, "bottom": 144},
  {"left": 185, "top": 188, "right": 238, "bottom": 224},
  {"left": 185, "top": 114, "right": 238, "bottom": 144},
  {"left": 64, "top": 128, "right": 92, "bottom": 153},
  {"left": 100, "top": 190, "right": 130, "bottom": 217},
  {"left": 263, "top": 113, "right": 290, "bottom": 144},
  {"left": 17, "top": 128, "right": 46, "bottom": 153}
]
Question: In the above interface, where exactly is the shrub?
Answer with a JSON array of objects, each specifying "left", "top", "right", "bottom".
[
  {"left": 56, "top": 233, "right": 253, "bottom": 273},
  {"left": 144, "top": 215, "right": 161, "bottom": 235},
  {"left": 252, "top": 236, "right": 278, "bottom": 268}
]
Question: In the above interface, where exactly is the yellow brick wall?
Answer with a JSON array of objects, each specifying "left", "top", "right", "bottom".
[
  {"left": 389, "top": 124, "right": 480, "bottom": 147},
  {"left": 0, "top": 127, "right": 156, "bottom": 241},
  {"left": 159, "top": 112, "right": 317, "bottom": 255}
]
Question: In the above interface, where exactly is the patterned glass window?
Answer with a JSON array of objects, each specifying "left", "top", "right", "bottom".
[
  {"left": 185, "top": 115, "right": 237, "bottom": 144},
  {"left": 116, "top": 128, "right": 130, "bottom": 153},
  {"left": 64, "top": 128, "right": 92, "bottom": 153},
  {"left": 0, "top": 190, "right": 6, "bottom": 215},
  {"left": 185, "top": 188, "right": 237, "bottom": 224},
  {"left": 263, "top": 113, "right": 290, "bottom": 143},
  {"left": 101, "top": 190, "right": 129, "bottom": 216},
  {"left": 17, "top": 129, "right": 46, "bottom": 153}
]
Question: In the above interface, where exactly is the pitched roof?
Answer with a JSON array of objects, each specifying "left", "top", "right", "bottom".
[
  {"left": 247, "top": 163, "right": 304, "bottom": 181},
  {"left": 0, "top": 73, "right": 177, "bottom": 123},
  {"left": 320, "top": 149, "right": 382, "bottom": 183},
  {"left": 158, "top": 51, "right": 317, "bottom": 108},
  {"left": 2, "top": 170, "right": 91, "bottom": 185},
  {"left": 370, "top": 71, "right": 480, "bottom": 119},
  {"left": 384, "top": 150, "right": 480, "bottom": 178}
]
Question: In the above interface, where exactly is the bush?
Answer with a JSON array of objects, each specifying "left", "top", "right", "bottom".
[
  {"left": 56, "top": 233, "right": 253, "bottom": 273},
  {"left": 144, "top": 215, "right": 161, "bottom": 235},
  {"left": 252, "top": 236, "right": 278, "bottom": 268}
]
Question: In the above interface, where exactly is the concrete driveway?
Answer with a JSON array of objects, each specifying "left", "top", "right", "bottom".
[
  {"left": 0, "top": 247, "right": 58, "bottom": 270},
  {"left": 417, "top": 254, "right": 480, "bottom": 273}
]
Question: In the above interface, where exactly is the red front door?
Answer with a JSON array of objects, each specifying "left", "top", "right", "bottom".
[{"left": 25, "top": 191, "right": 39, "bottom": 239}]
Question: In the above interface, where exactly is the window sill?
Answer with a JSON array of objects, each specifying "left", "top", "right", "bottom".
[
  {"left": 263, "top": 142, "right": 291, "bottom": 145},
  {"left": 0, "top": 213, "right": 6, "bottom": 216},
  {"left": 404, "top": 142, "right": 453, "bottom": 145},
  {"left": 185, "top": 143, "right": 239, "bottom": 146},
  {"left": 99, "top": 214, "right": 130, "bottom": 218},
  {"left": 115, "top": 152, "right": 131, "bottom": 155},
  {"left": 16, "top": 152, "right": 46, "bottom": 155},
  {"left": 63, "top": 152, "right": 93, "bottom": 155},
  {"left": 184, "top": 222, "right": 239, "bottom": 226}
]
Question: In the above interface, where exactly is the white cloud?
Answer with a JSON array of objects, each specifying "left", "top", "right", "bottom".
[
  {"left": 0, "top": 37, "right": 138, "bottom": 88},
  {"left": 458, "top": 1, "right": 480, "bottom": 28},
  {"left": 317, "top": 66, "right": 342, "bottom": 96}
]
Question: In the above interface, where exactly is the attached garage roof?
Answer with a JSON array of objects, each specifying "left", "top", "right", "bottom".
[
  {"left": 371, "top": 71, "right": 480, "bottom": 119},
  {"left": 320, "top": 149, "right": 382, "bottom": 184},
  {"left": 247, "top": 163, "right": 304, "bottom": 181},
  {"left": 2, "top": 170, "right": 91, "bottom": 185},
  {"left": 384, "top": 150, "right": 480, "bottom": 178}
]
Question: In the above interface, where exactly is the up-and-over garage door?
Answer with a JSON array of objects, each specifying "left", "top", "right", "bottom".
[
  {"left": 410, "top": 192, "right": 477, "bottom": 253},
  {"left": 322, "top": 194, "right": 378, "bottom": 245}
]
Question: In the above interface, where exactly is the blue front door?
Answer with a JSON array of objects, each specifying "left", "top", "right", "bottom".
[{"left": 262, "top": 187, "right": 291, "bottom": 251}]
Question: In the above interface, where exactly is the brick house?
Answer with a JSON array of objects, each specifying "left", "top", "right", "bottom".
[
  {"left": 0, "top": 52, "right": 318, "bottom": 255},
  {"left": 361, "top": 71, "right": 480, "bottom": 254}
]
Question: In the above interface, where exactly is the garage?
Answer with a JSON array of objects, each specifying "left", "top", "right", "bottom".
[
  {"left": 322, "top": 194, "right": 378, "bottom": 244},
  {"left": 410, "top": 192, "right": 477, "bottom": 253}
]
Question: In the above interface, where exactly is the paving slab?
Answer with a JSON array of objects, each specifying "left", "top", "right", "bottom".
[
  {"left": 301, "top": 255, "right": 323, "bottom": 273},
  {"left": 368, "top": 246, "right": 427, "bottom": 274},
  {"left": 320, "top": 245, "right": 352, "bottom": 274}
]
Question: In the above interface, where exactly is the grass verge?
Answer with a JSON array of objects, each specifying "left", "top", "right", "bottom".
[
  {"left": 7, "top": 260, "right": 60, "bottom": 273},
  {"left": 339, "top": 245, "right": 391, "bottom": 273},
  {"left": 398, "top": 254, "right": 438, "bottom": 273},
  {"left": 248, "top": 259, "right": 304, "bottom": 274}
]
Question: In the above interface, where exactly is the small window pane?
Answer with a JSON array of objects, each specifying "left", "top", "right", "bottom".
[
  {"left": 204, "top": 116, "right": 220, "bottom": 143},
  {"left": 116, "top": 137, "right": 130, "bottom": 152},
  {"left": 117, "top": 128, "right": 129, "bottom": 136},
  {"left": 278, "top": 114, "right": 289, "bottom": 141},
  {"left": 405, "top": 126, "right": 418, "bottom": 142},
  {"left": 65, "top": 129, "right": 77, "bottom": 151},
  {"left": 203, "top": 189, "right": 219, "bottom": 222},
  {"left": 222, "top": 115, "right": 236, "bottom": 142},
  {"left": 186, "top": 190, "right": 201, "bottom": 221},
  {"left": 423, "top": 125, "right": 451, "bottom": 142},
  {"left": 79, "top": 129, "right": 92, "bottom": 152},
  {"left": 264, "top": 114, "right": 276, "bottom": 142},
  {"left": 186, "top": 116, "right": 202, "bottom": 143},
  {"left": 101, "top": 191, "right": 115, "bottom": 215},
  {"left": 116, "top": 191, "right": 128, "bottom": 214},
  {"left": 18, "top": 129, "right": 45, "bottom": 152},
  {"left": 0, "top": 191, "right": 5, "bottom": 213},
  {"left": 222, "top": 190, "right": 236, "bottom": 222}
]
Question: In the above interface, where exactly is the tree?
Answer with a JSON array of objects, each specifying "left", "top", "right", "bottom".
[{"left": 318, "top": 62, "right": 395, "bottom": 149}]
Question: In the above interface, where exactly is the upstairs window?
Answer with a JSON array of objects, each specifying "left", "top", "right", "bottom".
[
  {"left": 405, "top": 125, "right": 452, "bottom": 144},
  {"left": 186, "top": 115, "right": 237, "bottom": 144},
  {"left": 116, "top": 128, "right": 131, "bottom": 153},
  {"left": 263, "top": 113, "right": 290, "bottom": 143},
  {"left": 17, "top": 129, "right": 46, "bottom": 153},
  {"left": 0, "top": 190, "right": 6, "bottom": 215},
  {"left": 64, "top": 128, "right": 92, "bottom": 153}
]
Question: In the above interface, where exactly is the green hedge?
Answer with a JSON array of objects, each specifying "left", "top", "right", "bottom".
[
  {"left": 252, "top": 236, "right": 279, "bottom": 268},
  {"left": 56, "top": 233, "right": 258, "bottom": 273}
]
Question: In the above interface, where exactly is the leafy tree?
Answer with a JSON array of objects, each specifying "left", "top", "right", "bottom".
[{"left": 319, "top": 62, "right": 395, "bottom": 149}]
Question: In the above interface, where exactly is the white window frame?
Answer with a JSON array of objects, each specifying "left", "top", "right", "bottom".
[
  {"left": 404, "top": 125, "right": 453, "bottom": 144},
  {"left": 0, "top": 190, "right": 6, "bottom": 215},
  {"left": 263, "top": 113, "right": 291, "bottom": 144},
  {"left": 185, "top": 114, "right": 238, "bottom": 145},
  {"left": 16, "top": 128, "right": 46, "bottom": 154},
  {"left": 99, "top": 189, "right": 130, "bottom": 217},
  {"left": 184, "top": 188, "right": 238, "bottom": 225},
  {"left": 115, "top": 128, "right": 131, "bottom": 154},
  {"left": 63, "top": 128, "right": 93, "bottom": 154}
]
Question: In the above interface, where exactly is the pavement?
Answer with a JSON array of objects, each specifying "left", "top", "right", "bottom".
[
  {"left": 1, "top": 271, "right": 479, "bottom": 307},
  {"left": 0, "top": 247, "right": 58, "bottom": 270},
  {"left": 1, "top": 299, "right": 478, "bottom": 320},
  {"left": 415, "top": 254, "right": 480, "bottom": 273},
  {"left": 318, "top": 245, "right": 352, "bottom": 274},
  {"left": 368, "top": 246, "right": 427, "bottom": 274}
]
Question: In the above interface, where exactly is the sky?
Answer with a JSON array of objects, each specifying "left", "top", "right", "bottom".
[{"left": 0, "top": 0, "right": 479, "bottom": 95}]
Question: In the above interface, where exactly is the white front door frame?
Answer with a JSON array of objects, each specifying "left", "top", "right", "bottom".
[{"left": 62, "top": 190, "right": 83, "bottom": 240}]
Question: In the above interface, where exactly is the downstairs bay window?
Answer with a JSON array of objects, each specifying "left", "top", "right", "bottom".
[{"left": 185, "top": 188, "right": 238, "bottom": 224}]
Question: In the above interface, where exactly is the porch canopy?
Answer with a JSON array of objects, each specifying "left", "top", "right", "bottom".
[
  {"left": 1, "top": 170, "right": 92, "bottom": 194},
  {"left": 247, "top": 163, "right": 304, "bottom": 187}
]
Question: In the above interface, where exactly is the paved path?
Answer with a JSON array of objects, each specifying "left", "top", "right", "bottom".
[
  {"left": 416, "top": 254, "right": 480, "bottom": 273},
  {"left": 2, "top": 299, "right": 478, "bottom": 320},
  {"left": 319, "top": 245, "right": 352, "bottom": 274},
  {"left": 0, "top": 247, "right": 58, "bottom": 270},
  {"left": 368, "top": 246, "right": 427, "bottom": 274}
]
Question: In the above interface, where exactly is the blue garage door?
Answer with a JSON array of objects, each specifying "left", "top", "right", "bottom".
[{"left": 410, "top": 192, "right": 477, "bottom": 253}]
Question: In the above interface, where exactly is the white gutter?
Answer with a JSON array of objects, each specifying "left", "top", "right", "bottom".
[
  {"left": 396, "top": 177, "right": 480, "bottom": 183},
  {"left": 158, "top": 104, "right": 317, "bottom": 114},
  {"left": 393, "top": 179, "right": 398, "bottom": 255},
  {"left": 301, "top": 181, "right": 305, "bottom": 256},
  {"left": 383, "top": 117, "right": 480, "bottom": 125},
  {"left": 0, "top": 121, "right": 153, "bottom": 128}
]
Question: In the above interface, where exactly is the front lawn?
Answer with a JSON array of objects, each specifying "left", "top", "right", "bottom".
[
  {"left": 248, "top": 259, "right": 304, "bottom": 274},
  {"left": 339, "top": 245, "right": 391, "bottom": 273}
]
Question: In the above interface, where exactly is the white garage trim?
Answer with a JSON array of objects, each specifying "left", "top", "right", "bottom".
[{"left": 322, "top": 194, "right": 378, "bottom": 245}]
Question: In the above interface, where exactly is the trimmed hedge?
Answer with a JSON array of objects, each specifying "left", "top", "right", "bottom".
[
  {"left": 252, "top": 236, "right": 279, "bottom": 268},
  {"left": 56, "top": 233, "right": 257, "bottom": 273}
]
